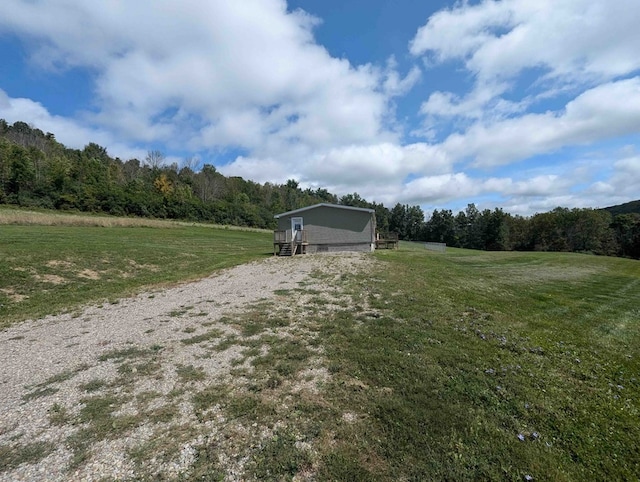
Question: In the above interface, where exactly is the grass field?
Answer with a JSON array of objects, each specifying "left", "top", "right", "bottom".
[
  {"left": 1, "top": 211, "right": 639, "bottom": 480},
  {"left": 0, "top": 210, "right": 272, "bottom": 327},
  {"left": 318, "top": 244, "right": 640, "bottom": 480}
]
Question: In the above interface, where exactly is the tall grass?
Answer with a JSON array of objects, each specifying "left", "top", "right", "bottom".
[{"left": 0, "top": 206, "right": 269, "bottom": 232}]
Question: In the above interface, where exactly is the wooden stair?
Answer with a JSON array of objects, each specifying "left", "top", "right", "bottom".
[{"left": 273, "top": 229, "right": 308, "bottom": 256}]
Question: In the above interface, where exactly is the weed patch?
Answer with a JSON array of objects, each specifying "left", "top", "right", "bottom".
[
  {"left": 98, "top": 346, "right": 153, "bottom": 362},
  {"left": 24, "top": 363, "right": 91, "bottom": 400},
  {"left": 79, "top": 379, "right": 107, "bottom": 393},
  {"left": 248, "top": 430, "right": 312, "bottom": 480},
  {"left": 192, "top": 383, "right": 230, "bottom": 418},
  {"left": 176, "top": 364, "right": 206, "bottom": 383},
  {"left": 0, "top": 442, "right": 57, "bottom": 472},
  {"left": 48, "top": 403, "right": 70, "bottom": 426},
  {"left": 22, "top": 386, "right": 59, "bottom": 402},
  {"left": 181, "top": 328, "right": 223, "bottom": 345}
]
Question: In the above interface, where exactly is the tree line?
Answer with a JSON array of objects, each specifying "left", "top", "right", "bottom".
[
  {"left": 0, "top": 120, "right": 339, "bottom": 229},
  {"left": 420, "top": 204, "right": 639, "bottom": 259},
  {"left": 1, "top": 119, "right": 638, "bottom": 259}
]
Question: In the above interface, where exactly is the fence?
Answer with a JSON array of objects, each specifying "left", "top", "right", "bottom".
[{"left": 425, "top": 242, "right": 446, "bottom": 253}]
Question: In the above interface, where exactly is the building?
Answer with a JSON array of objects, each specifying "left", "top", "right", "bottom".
[{"left": 273, "top": 203, "right": 377, "bottom": 255}]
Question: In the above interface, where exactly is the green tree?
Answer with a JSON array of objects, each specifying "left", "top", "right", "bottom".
[
  {"left": 453, "top": 211, "right": 468, "bottom": 248},
  {"left": 565, "top": 208, "right": 616, "bottom": 255},
  {"left": 372, "top": 202, "right": 390, "bottom": 234},
  {"left": 482, "top": 208, "right": 510, "bottom": 251},
  {"left": 340, "top": 192, "right": 369, "bottom": 208},
  {"left": 611, "top": 213, "right": 640, "bottom": 259},
  {"left": 194, "top": 164, "right": 224, "bottom": 202},
  {"left": 406, "top": 205, "right": 425, "bottom": 240},
  {"left": 425, "top": 209, "right": 456, "bottom": 245},
  {"left": 0, "top": 138, "right": 11, "bottom": 201},
  {"left": 505, "top": 214, "right": 531, "bottom": 250},
  {"left": 8, "top": 145, "right": 35, "bottom": 204},
  {"left": 390, "top": 203, "right": 407, "bottom": 239},
  {"left": 465, "top": 203, "right": 483, "bottom": 249}
]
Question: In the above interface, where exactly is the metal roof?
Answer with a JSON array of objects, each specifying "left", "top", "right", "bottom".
[{"left": 274, "top": 203, "right": 375, "bottom": 218}]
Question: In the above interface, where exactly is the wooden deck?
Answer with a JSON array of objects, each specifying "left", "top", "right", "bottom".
[
  {"left": 274, "top": 230, "right": 398, "bottom": 254},
  {"left": 375, "top": 232, "right": 399, "bottom": 249}
]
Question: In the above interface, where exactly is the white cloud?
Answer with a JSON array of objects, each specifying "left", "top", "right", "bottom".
[
  {"left": 587, "top": 155, "right": 640, "bottom": 203},
  {"left": 401, "top": 173, "right": 478, "bottom": 204},
  {"left": 307, "top": 142, "right": 450, "bottom": 185},
  {"left": 418, "top": 81, "right": 531, "bottom": 127},
  {"left": 397, "top": 162, "right": 630, "bottom": 215},
  {"left": 0, "top": 0, "right": 401, "bottom": 154},
  {"left": 399, "top": 172, "right": 567, "bottom": 206},
  {"left": 221, "top": 141, "right": 453, "bottom": 204},
  {"left": 410, "top": 0, "right": 512, "bottom": 64},
  {"left": 411, "top": 0, "right": 640, "bottom": 132},
  {"left": 442, "top": 78, "right": 640, "bottom": 167},
  {"left": 411, "top": 0, "right": 640, "bottom": 84},
  {"left": 0, "top": 89, "right": 155, "bottom": 163},
  {"left": 382, "top": 57, "right": 422, "bottom": 97}
]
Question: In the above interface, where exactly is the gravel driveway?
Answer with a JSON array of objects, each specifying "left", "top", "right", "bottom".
[{"left": 0, "top": 253, "right": 373, "bottom": 481}]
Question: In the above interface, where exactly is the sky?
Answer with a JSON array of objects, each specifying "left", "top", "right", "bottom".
[{"left": 1, "top": 0, "right": 639, "bottom": 216}]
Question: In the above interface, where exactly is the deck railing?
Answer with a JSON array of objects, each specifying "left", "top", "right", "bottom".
[
  {"left": 273, "top": 229, "right": 309, "bottom": 255},
  {"left": 273, "top": 229, "right": 308, "bottom": 244},
  {"left": 375, "top": 232, "right": 399, "bottom": 249}
]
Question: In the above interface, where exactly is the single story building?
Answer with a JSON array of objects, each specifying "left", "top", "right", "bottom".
[{"left": 273, "top": 203, "right": 376, "bottom": 255}]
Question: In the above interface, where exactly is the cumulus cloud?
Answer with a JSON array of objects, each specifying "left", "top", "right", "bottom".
[
  {"left": 402, "top": 173, "right": 478, "bottom": 204},
  {"left": 0, "top": 0, "right": 434, "bottom": 192},
  {"left": 441, "top": 78, "right": 640, "bottom": 167},
  {"left": 399, "top": 152, "right": 640, "bottom": 216},
  {"left": 0, "top": 0, "right": 397, "bottom": 153},
  {"left": 411, "top": 0, "right": 640, "bottom": 83},
  {"left": 382, "top": 57, "right": 422, "bottom": 97},
  {"left": 221, "top": 141, "right": 453, "bottom": 204},
  {"left": 411, "top": 0, "right": 640, "bottom": 130},
  {"left": 587, "top": 154, "right": 640, "bottom": 203},
  {"left": 400, "top": 172, "right": 572, "bottom": 205},
  {"left": 0, "top": 88, "right": 146, "bottom": 160}
]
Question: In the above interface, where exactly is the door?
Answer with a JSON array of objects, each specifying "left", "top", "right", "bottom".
[{"left": 291, "top": 217, "right": 303, "bottom": 242}]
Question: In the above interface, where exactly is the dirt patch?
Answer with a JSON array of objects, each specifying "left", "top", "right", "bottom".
[
  {"left": 34, "top": 274, "right": 67, "bottom": 285},
  {"left": 46, "top": 260, "right": 75, "bottom": 270},
  {"left": 128, "top": 260, "right": 160, "bottom": 272},
  {"left": 77, "top": 269, "right": 101, "bottom": 280},
  {"left": 0, "top": 288, "right": 29, "bottom": 303}
]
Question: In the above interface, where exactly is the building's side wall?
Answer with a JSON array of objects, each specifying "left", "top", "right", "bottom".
[
  {"left": 277, "top": 206, "right": 375, "bottom": 251},
  {"left": 306, "top": 243, "right": 373, "bottom": 254}
]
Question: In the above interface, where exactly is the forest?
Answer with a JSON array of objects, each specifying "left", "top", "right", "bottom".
[{"left": 1, "top": 119, "right": 639, "bottom": 259}]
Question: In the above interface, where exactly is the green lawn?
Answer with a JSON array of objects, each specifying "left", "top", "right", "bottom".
[
  {"left": 311, "top": 244, "right": 640, "bottom": 480},
  {"left": 0, "top": 224, "right": 271, "bottom": 327}
]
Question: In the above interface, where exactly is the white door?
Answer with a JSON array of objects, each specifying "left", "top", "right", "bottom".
[{"left": 291, "top": 217, "right": 303, "bottom": 241}]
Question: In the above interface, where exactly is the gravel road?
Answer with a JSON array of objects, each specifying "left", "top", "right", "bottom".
[{"left": 0, "top": 253, "right": 372, "bottom": 481}]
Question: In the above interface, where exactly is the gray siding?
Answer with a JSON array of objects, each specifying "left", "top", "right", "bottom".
[
  {"left": 306, "top": 243, "right": 373, "bottom": 254},
  {"left": 277, "top": 205, "right": 375, "bottom": 250}
]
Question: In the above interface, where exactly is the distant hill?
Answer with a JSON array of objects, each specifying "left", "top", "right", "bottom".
[{"left": 603, "top": 200, "right": 640, "bottom": 216}]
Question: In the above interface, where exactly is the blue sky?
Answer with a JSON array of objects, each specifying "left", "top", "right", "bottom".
[{"left": 1, "top": 0, "right": 639, "bottom": 216}]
